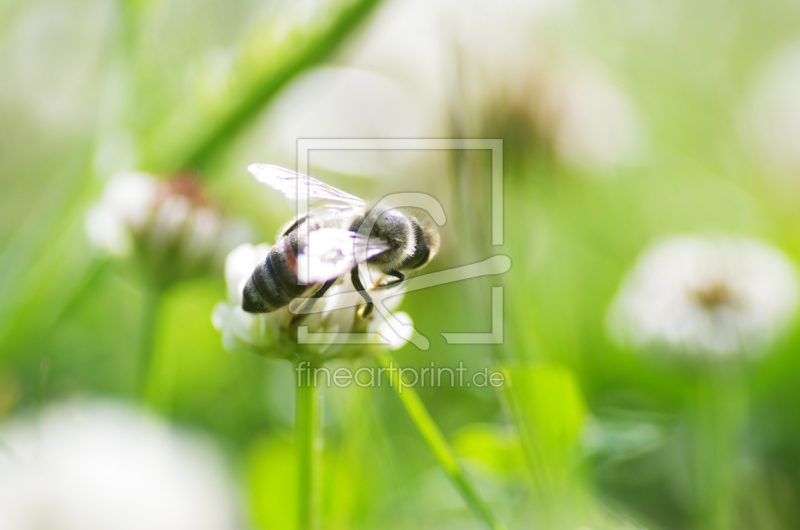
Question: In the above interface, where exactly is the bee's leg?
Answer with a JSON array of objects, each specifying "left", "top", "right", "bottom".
[
  {"left": 356, "top": 270, "right": 406, "bottom": 319},
  {"left": 372, "top": 269, "right": 405, "bottom": 290},
  {"left": 289, "top": 279, "right": 336, "bottom": 329},
  {"left": 350, "top": 267, "right": 374, "bottom": 319}
]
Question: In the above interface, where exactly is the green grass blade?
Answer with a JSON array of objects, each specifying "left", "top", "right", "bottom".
[
  {"left": 377, "top": 352, "right": 506, "bottom": 530},
  {"left": 501, "top": 364, "right": 586, "bottom": 500},
  {"left": 141, "top": 0, "right": 383, "bottom": 173}
]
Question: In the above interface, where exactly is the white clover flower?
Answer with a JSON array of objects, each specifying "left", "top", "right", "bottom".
[
  {"left": 744, "top": 42, "right": 800, "bottom": 177},
  {"left": 212, "top": 242, "right": 412, "bottom": 359},
  {"left": 608, "top": 235, "right": 799, "bottom": 357},
  {"left": 0, "top": 401, "right": 241, "bottom": 530},
  {"left": 85, "top": 172, "right": 250, "bottom": 280}
]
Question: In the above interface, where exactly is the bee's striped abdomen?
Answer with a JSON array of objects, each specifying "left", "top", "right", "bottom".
[{"left": 242, "top": 230, "right": 310, "bottom": 313}]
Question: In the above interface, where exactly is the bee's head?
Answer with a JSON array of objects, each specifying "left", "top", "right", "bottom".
[{"left": 399, "top": 215, "right": 440, "bottom": 271}]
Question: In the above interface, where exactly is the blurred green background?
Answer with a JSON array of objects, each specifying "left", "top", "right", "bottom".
[{"left": 2, "top": 0, "right": 800, "bottom": 528}]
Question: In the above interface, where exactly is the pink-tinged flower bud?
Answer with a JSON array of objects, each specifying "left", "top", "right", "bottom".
[{"left": 85, "top": 172, "right": 251, "bottom": 284}]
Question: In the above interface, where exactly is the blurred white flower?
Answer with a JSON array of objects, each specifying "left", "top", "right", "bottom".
[
  {"left": 0, "top": 401, "right": 241, "bottom": 530},
  {"left": 608, "top": 235, "right": 799, "bottom": 357},
  {"left": 212, "top": 242, "right": 411, "bottom": 359},
  {"left": 347, "top": 0, "right": 573, "bottom": 112},
  {"left": 474, "top": 55, "right": 645, "bottom": 174},
  {"left": 256, "top": 66, "right": 437, "bottom": 182},
  {"left": 744, "top": 42, "right": 800, "bottom": 176},
  {"left": 248, "top": 0, "right": 575, "bottom": 186},
  {"left": 536, "top": 60, "right": 645, "bottom": 172},
  {"left": 344, "top": 0, "right": 642, "bottom": 174},
  {"left": 85, "top": 172, "right": 250, "bottom": 279}
]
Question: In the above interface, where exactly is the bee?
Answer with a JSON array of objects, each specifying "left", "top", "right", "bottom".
[{"left": 242, "top": 164, "right": 440, "bottom": 319}]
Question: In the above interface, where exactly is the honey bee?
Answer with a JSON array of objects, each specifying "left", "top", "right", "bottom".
[{"left": 242, "top": 165, "right": 440, "bottom": 319}]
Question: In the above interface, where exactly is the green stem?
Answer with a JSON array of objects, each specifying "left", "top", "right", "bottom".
[
  {"left": 138, "top": 283, "right": 163, "bottom": 398},
  {"left": 377, "top": 353, "right": 506, "bottom": 530},
  {"left": 692, "top": 365, "right": 745, "bottom": 530},
  {"left": 296, "top": 360, "right": 323, "bottom": 530}
]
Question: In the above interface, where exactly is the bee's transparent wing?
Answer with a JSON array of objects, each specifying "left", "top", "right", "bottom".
[
  {"left": 297, "top": 228, "right": 390, "bottom": 284},
  {"left": 248, "top": 164, "right": 366, "bottom": 213}
]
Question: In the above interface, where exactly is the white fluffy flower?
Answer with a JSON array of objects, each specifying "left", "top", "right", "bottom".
[
  {"left": 212, "top": 242, "right": 412, "bottom": 359},
  {"left": 0, "top": 401, "right": 241, "bottom": 530},
  {"left": 744, "top": 42, "right": 800, "bottom": 176},
  {"left": 608, "top": 235, "right": 799, "bottom": 357}
]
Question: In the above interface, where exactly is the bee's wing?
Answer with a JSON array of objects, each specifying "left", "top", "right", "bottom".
[
  {"left": 297, "top": 228, "right": 391, "bottom": 284},
  {"left": 248, "top": 164, "right": 367, "bottom": 213}
]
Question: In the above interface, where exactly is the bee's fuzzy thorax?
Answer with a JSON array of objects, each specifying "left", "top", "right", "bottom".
[{"left": 362, "top": 209, "right": 415, "bottom": 270}]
